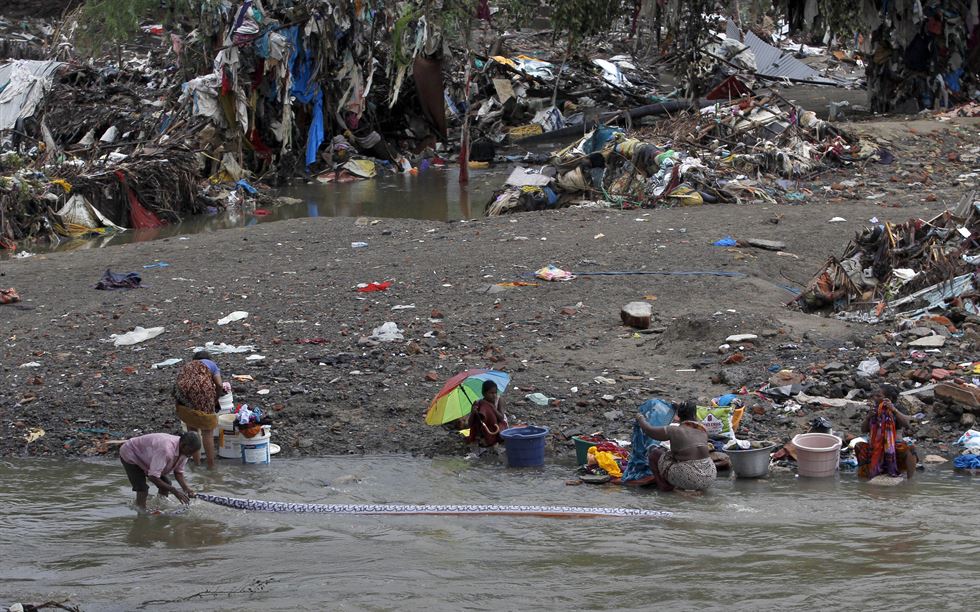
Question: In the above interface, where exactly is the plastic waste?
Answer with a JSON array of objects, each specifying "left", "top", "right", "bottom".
[
  {"left": 351, "top": 241, "right": 368, "bottom": 248},
  {"left": 713, "top": 236, "right": 737, "bottom": 247},
  {"left": 151, "top": 358, "right": 183, "bottom": 369},
  {"left": 856, "top": 358, "right": 880, "bottom": 377},
  {"left": 955, "top": 429, "right": 980, "bottom": 448},
  {"left": 371, "top": 322, "right": 404, "bottom": 342},
  {"left": 194, "top": 341, "right": 255, "bottom": 354},
  {"left": 111, "top": 326, "right": 165, "bottom": 346},
  {"left": 525, "top": 393, "right": 551, "bottom": 406},
  {"left": 535, "top": 264, "right": 575, "bottom": 282},
  {"left": 217, "top": 311, "right": 249, "bottom": 325},
  {"left": 356, "top": 281, "right": 392, "bottom": 293}
]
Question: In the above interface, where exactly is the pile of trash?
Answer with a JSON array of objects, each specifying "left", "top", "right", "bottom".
[
  {"left": 0, "top": 55, "right": 242, "bottom": 246},
  {"left": 485, "top": 92, "right": 886, "bottom": 215},
  {"left": 796, "top": 194, "right": 979, "bottom": 321}
]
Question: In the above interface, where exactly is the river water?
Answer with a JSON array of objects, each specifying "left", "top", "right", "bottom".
[
  {"left": 1, "top": 165, "right": 510, "bottom": 259},
  {"left": 2, "top": 457, "right": 979, "bottom": 611}
]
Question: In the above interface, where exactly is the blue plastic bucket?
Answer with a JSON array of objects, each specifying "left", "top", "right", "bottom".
[{"left": 500, "top": 426, "right": 549, "bottom": 467}]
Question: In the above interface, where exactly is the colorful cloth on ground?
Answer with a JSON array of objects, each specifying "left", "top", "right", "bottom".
[
  {"left": 176, "top": 403, "right": 218, "bottom": 431},
  {"left": 867, "top": 400, "right": 899, "bottom": 478},
  {"left": 658, "top": 453, "right": 717, "bottom": 491},
  {"left": 119, "top": 433, "right": 187, "bottom": 478},
  {"left": 589, "top": 448, "right": 623, "bottom": 478},
  {"left": 174, "top": 360, "right": 218, "bottom": 413},
  {"left": 953, "top": 454, "right": 980, "bottom": 469},
  {"left": 856, "top": 440, "right": 915, "bottom": 479},
  {"left": 621, "top": 399, "right": 676, "bottom": 483},
  {"left": 196, "top": 494, "right": 672, "bottom": 518}
]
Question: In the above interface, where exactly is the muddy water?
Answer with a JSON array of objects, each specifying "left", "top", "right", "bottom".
[
  {"left": 2, "top": 457, "right": 978, "bottom": 611},
  {"left": 2, "top": 165, "right": 510, "bottom": 258}
]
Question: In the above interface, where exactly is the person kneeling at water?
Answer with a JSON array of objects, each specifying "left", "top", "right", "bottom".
[
  {"left": 466, "top": 380, "right": 509, "bottom": 453},
  {"left": 855, "top": 385, "right": 917, "bottom": 480},
  {"left": 120, "top": 432, "right": 200, "bottom": 510},
  {"left": 636, "top": 401, "right": 716, "bottom": 492}
]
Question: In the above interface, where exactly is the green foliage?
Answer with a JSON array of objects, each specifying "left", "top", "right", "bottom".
[
  {"left": 818, "top": 0, "right": 861, "bottom": 38},
  {"left": 74, "top": 0, "right": 203, "bottom": 57},
  {"left": 551, "top": 0, "right": 627, "bottom": 39}
]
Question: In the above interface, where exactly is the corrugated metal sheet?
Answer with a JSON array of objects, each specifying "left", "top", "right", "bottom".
[{"left": 726, "top": 21, "right": 837, "bottom": 86}]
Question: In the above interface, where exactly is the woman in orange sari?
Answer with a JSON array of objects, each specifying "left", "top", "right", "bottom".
[{"left": 855, "top": 385, "right": 917, "bottom": 479}]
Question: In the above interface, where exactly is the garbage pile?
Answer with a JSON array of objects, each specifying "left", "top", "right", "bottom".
[
  {"left": 0, "top": 57, "right": 227, "bottom": 246},
  {"left": 795, "top": 196, "right": 980, "bottom": 321},
  {"left": 485, "top": 93, "right": 886, "bottom": 216}
]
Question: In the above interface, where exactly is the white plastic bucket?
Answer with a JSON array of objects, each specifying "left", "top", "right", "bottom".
[
  {"left": 218, "top": 392, "right": 234, "bottom": 412},
  {"left": 792, "top": 433, "right": 842, "bottom": 477},
  {"left": 217, "top": 413, "right": 240, "bottom": 459},
  {"left": 240, "top": 425, "right": 271, "bottom": 464}
]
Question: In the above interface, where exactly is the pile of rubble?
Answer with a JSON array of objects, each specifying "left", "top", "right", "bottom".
[
  {"left": 484, "top": 91, "right": 888, "bottom": 215},
  {"left": 796, "top": 194, "right": 979, "bottom": 322}
]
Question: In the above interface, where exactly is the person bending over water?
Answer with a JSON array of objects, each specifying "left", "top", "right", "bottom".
[
  {"left": 636, "top": 401, "right": 716, "bottom": 492},
  {"left": 120, "top": 432, "right": 200, "bottom": 510},
  {"left": 173, "top": 351, "right": 226, "bottom": 468}
]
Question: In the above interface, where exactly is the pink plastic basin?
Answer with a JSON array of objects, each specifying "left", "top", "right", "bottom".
[{"left": 792, "top": 433, "right": 842, "bottom": 477}]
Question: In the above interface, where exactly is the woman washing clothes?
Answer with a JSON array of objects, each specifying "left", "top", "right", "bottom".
[
  {"left": 635, "top": 401, "right": 716, "bottom": 492},
  {"left": 466, "top": 381, "right": 509, "bottom": 455},
  {"left": 855, "top": 385, "right": 917, "bottom": 480},
  {"left": 173, "top": 351, "right": 226, "bottom": 469}
]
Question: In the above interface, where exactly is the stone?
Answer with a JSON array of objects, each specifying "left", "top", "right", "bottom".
[
  {"left": 744, "top": 238, "right": 786, "bottom": 251},
  {"left": 620, "top": 302, "right": 652, "bottom": 329},
  {"left": 720, "top": 366, "right": 756, "bottom": 388},
  {"left": 823, "top": 361, "right": 845, "bottom": 372},
  {"left": 424, "top": 370, "right": 439, "bottom": 382},
  {"left": 961, "top": 413, "right": 977, "bottom": 427},
  {"left": 603, "top": 410, "right": 623, "bottom": 421},
  {"left": 909, "top": 327, "right": 934, "bottom": 337},
  {"left": 560, "top": 306, "right": 577, "bottom": 316},
  {"left": 931, "top": 368, "right": 952, "bottom": 381},
  {"left": 726, "top": 333, "right": 758, "bottom": 343},
  {"left": 923, "top": 454, "right": 948, "bottom": 464},
  {"left": 908, "top": 335, "right": 946, "bottom": 348},
  {"left": 935, "top": 383, "right": 980, "bottom": 408}
]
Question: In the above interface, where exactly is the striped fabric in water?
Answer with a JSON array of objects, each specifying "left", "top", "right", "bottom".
[{"left": 196, "top": 493, "right": 671, "bottom": 519}]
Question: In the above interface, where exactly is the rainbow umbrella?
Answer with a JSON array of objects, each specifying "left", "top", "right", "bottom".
[{"left": 425, "top": 369, "right": 511, "bottom": 426}]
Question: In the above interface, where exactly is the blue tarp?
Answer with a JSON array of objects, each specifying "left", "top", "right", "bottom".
[
  {"left": 285, "top": 26, "right": 324, "bottom": 167},
  {"left": 621, "top": 399, "right": 676, "bottom": 483}
]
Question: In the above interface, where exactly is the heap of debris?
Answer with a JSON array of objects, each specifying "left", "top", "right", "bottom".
[
  {"left": 796, "top": 194, "right": 980, "bottom": 322},
  {"left": 484, "top": 89, "right": 888, "bottom": 215}
]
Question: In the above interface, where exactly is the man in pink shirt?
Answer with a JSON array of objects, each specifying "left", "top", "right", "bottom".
[{"left": 120, "top": 432, "right": 201, "bottom": 509}]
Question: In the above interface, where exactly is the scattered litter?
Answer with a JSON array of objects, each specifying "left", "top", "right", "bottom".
[
  {"left": 151, "top": 358, "right": 183, "bottom": 369},
  {"left": 371, "top": 322, "right": 404, "bottom": 342},
  {"left": 194, "top": 342, "right": 256, "bottom": 355},
  {"left": 110, "top": 326, "right": 165, "bottom": 347},
  {"left": 535, "top": 264, "right": 575, "bottom": 282},
  {"left": 356, "top": 281, "right": 391, "bottom": 293},
  {"left": 525, "top": 392, "right": 552, "bottom": 406},
  {"left": 217, "top": 311, "right": 249, "bottom": 325}
]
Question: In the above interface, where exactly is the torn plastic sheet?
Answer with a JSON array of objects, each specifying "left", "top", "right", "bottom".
[
  {"left": 0, "top": 59, "right": 63, "bottom": 132},
  {"left": 592, "top": 59, "right": 631, "bottom": 87}
]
